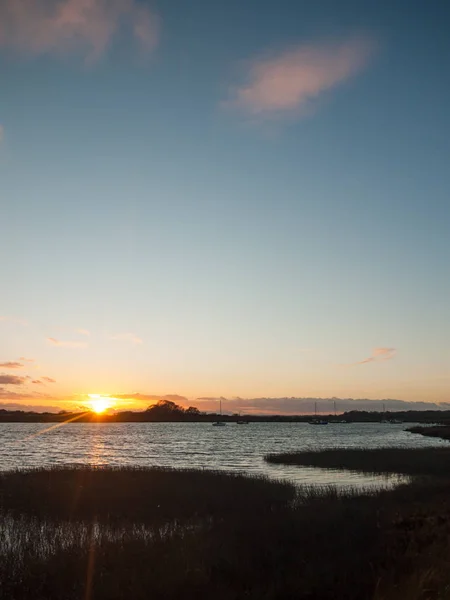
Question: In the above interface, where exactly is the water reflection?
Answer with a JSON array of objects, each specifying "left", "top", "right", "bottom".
[
  {"left": 87, "top": 431, "right": 108, "bottom": 467},
  {"left": 0, "top": 422, "right": 446, "bottom": 489}
]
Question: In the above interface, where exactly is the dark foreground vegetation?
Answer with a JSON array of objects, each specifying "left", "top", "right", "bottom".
[
  {"left": 264, "top": 447, "right": 450, "bottom": 599},
  {"left": 407, "top": 425, "right": 450, "bottom": 441},
  {"left": 266, "top": 447, "right": 450, "bottom": 477},
  {"left": 3, "top": 458, "right": 450, "bottom": 599}
]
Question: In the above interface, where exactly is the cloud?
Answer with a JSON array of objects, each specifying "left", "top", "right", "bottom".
[
  {"left": 0, "top": 0, "right": 160, "bottom": 63},
  {"left": 0, "top": 374, "right": 26, "bottom": 385},
  {"left": 46, "top": 337, "right": 88, "bottom": 348},
  {"left": 354, "top": 347, "right": 396, "bottom": 366},
  {"left": 110, "top": 333, "right": 143, "bottom": 345},
  {"left": 0, "top": 400, "right": 63, "bottom": 412},
  {"left": 76, "top": 328, "right": 91, "bottom": 336},
  {"left": 19, "top": 357, "right": 34, "bottom": 362},
  {"left": 0, "top": 362, "right": 24, "bottom": 369},
  {"left": 41, "top": 376, "right": 56, "bottom": 383},
  {"left": 114, "top": 393, "right": 189, "bottom": 406},
  {"left": 195, "top": 396, "right": 448, "bottom": 415},
  {"left": 225, "top": 36, "right": 375, "bottom": 117},
  {"left": 32, "top": 379, "right": 44, "bottom": 385}
]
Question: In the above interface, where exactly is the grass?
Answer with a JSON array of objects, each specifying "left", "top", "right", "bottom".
[
  {"left": 0, "top": 465, "right": 294, "bottom": 524},
  {"left": 264, "top": 447, "right": 450, "bottom": 599},
  {"left": 407, "top": 425, "right": 450, "bottom": 441},
  {"left": 3, "top": 457, "right": 450, "bottom": 599},
  {"left": 265, "top": 447, "right": 450, "bottom": 477}
]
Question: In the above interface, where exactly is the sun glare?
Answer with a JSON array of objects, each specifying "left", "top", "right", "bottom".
[{"left": 88, "top": 394, "right": 115, "bottom": 414}]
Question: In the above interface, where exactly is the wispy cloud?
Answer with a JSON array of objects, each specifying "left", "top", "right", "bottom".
[
  {"left": 0, "top": 0, "right": 160, "bottom": 63},
  {"left": 0, "top": 361, "right": 24, "bottom": 369},
  {"left": 46, "top": 337, "right": 88, "bottom": 349},
  {"left": 76, "top": 328, "right": 91, "bottom": 337},
  {"left": 32, "top": 379, "right": 44, "bottom": 385},
  {"left": 0, "top": 400, "right": 64, "bottom": 412},
  {"left": 41, "top": 376, "right": 56, "bottom": 383},
  {"left": 353, "top": 347, "right": 397, "bottom": 366},
  {"left": 225, "top": 36, "right": 375, "bottom": 118},
  {"left": 19, "top": 357, "right": 34, "bottom": 362},
  {"left": 0, "top": 374, "right": 26, "bottom": 385},
  {"left": 109, "top": 333, "right": 143, "bottom": 345}
]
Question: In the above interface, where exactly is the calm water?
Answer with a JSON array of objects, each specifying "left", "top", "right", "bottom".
[{"left": 0, "top": 422, "right": 446, "bottom": 489}]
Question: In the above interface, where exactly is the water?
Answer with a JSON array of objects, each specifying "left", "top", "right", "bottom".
[{"left": 0, "top": 422, "right": 446, "bottom": 489}]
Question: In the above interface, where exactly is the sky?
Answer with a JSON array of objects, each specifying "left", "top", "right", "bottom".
[{"left": 1, "top": 0, "right": 450, "bottom": 413}]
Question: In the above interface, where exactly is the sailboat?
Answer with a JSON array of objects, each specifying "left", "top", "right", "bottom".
[
  {"left": 212, "top": 398, "right": 226, "bottom": 426},
  {"left": 380, "top": 403, "right": 389, "bottom": 423},
  {"left": 309, "top": 401, "right": 328, "bottom": 425},
  {"left": 236, "top": 412, "right": 249, "bottom": 425}
]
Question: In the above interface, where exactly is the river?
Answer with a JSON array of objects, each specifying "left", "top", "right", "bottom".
[{"left": 0, "top": 421, "right": 445, "bottom": 489}]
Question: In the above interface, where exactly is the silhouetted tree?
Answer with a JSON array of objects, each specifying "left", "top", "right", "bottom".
[{"left": 145, "top": 400, "right": 186, "bottom": 420}]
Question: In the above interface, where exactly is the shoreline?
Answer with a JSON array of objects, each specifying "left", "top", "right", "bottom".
[
  {"left": 0, "top": 410, "right": 448, "bottom": 423},
  {"left": 406, "top": 425, "right": 450, "bottom": 441}
]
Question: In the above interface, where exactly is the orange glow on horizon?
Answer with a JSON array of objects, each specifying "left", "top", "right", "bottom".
[{"left": 88, "top": 394, "right": 116, "bottom": 414}]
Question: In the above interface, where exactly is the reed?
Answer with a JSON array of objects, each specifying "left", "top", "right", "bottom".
[
  {"left": 407, "top": 425, "right": 450, "bottom": 441},
  {"left": 265, "top": 446, "right": 450, "bottom": 477},
  {"left": 2, "top": 462, "right": 450, "bottom": 599}
]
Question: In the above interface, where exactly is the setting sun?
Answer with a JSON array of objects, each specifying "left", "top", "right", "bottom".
[{"left": 88, "top": 394, "right": 115, "bottom": 414}]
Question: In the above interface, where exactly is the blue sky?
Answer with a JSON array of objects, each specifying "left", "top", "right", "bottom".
[{"left": 1, "top": 0, "right": 450, "bottom": 412}]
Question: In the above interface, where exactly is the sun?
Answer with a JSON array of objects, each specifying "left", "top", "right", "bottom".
[{"left": 88, "top": 394, "right": 115, "bottom": 414}]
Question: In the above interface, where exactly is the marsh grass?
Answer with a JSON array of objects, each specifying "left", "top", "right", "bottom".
[
  {"left": 0, "top": 465, "right": 294, "bottom": 524},
  {"left": 0, "top": 466, "right": 303, "bottom": 600},
  {"left": 407, "top": 425, "right": 450, "bottom": 441},
  {"left": 2, "top": 461, "right": 450, "bottom": 599},
  {"left": 265, "top": 446, "right": 450, "bottom": 477},
  {"left": 264, "top": 447, "right": 450, "bottom": 599}
]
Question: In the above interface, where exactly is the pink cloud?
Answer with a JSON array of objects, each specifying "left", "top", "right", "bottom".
[
  {"left": 131, "top": 2, "right": 160, "bottom": 53},
  {"left": 46, "top": 337, "right": 88, "bottom": 349},
  {"left": 226, "top": 36, "right": 375, "bottom": 117},
  {"left": 76, "top": 328, "right": 91, "bottom": 336},
  {"left": 41, "top": 376, "right": 57, "bottom": 383},
  {"left": 0, "top": 400, "right": 64, "bottom": 412},
  {"left": 19, "top": 357, "right": 34, "bottom": 362},
  {"left": 0, "top": 362, "right": 24, "bottom": 369},
  {"left": 0, "top": 374, "right": 26, "bottom": 385},
  {"left": 110, "top": 333, "right": 143, "bottom": 345},
  {"left": 355, "top": 347, "right": 396, "bottom": 365},
  {"left": 0, "top": 0, "right": 160, "bottom": 62}
]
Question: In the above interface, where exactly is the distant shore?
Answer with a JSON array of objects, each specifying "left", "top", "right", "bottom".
[{"left": 0, "top": 408, "right": 449, "bottom": 424}]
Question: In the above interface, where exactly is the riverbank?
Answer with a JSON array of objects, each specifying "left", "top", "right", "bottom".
[
  {"left": 2, "top": 403, "right": 450, "bottom": 423},
  {"left": 407, "top": 425, "right": 450, "bottom": 441},
  {"left": 2, "top": 458, "right": 450, "bottom": 599},
  {"left": 265, "top": 446, "right": 450, "bottom": 477},
  {"left": 264, "top": 447, "right": 450, "bottom": 598}
]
